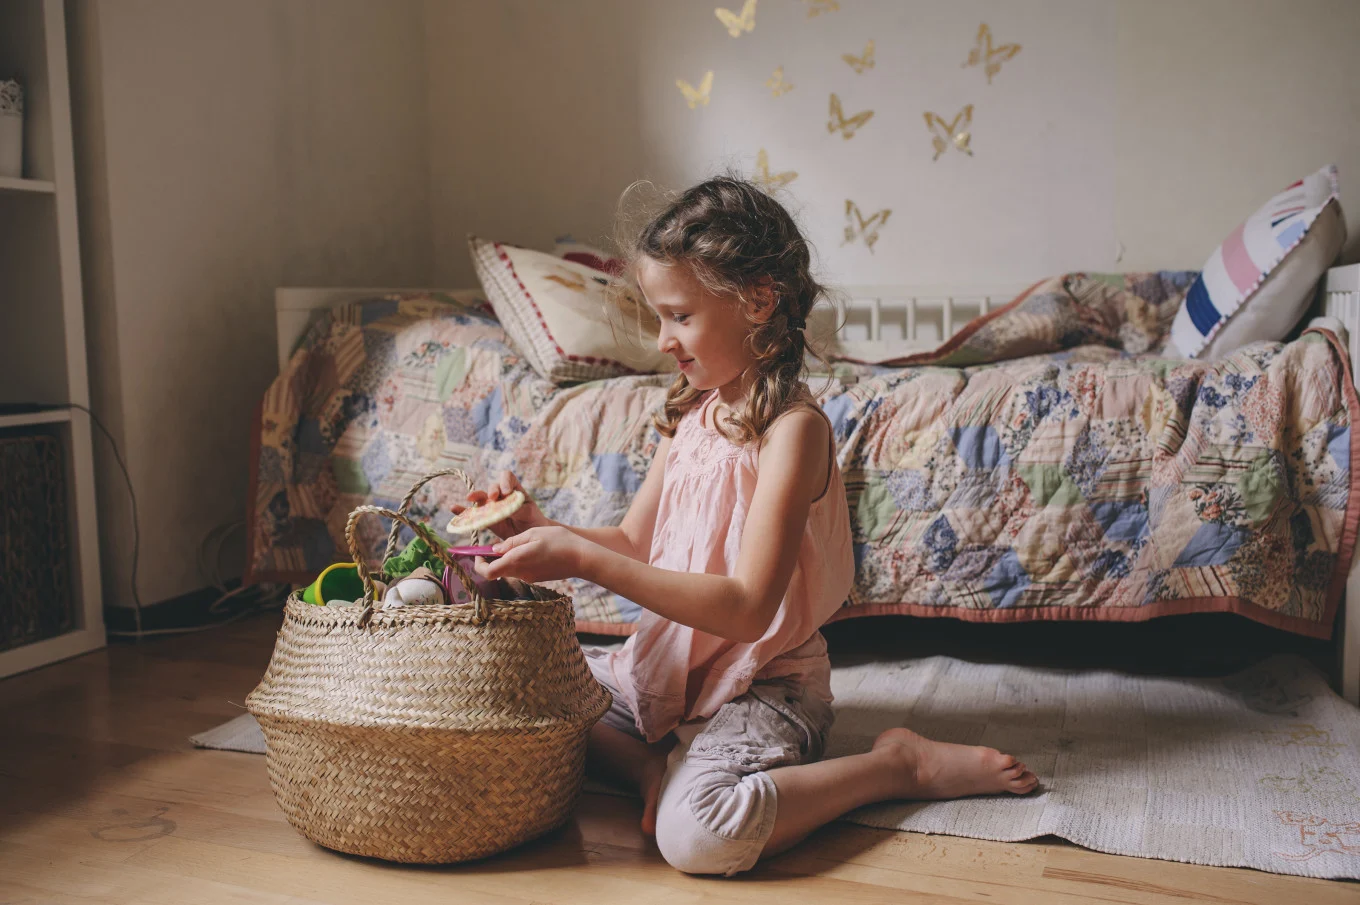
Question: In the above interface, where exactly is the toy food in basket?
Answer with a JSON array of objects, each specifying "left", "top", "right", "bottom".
[
  {"left": 380, "top": 565, "right": 446, "bottom": 609},
  {"left": 444, "top": 544, "right": 515, "bottom": 604},
  {"left": 246, "top": 476, "right": 611, "bottom": 864},
  {"left": 445, "top": 490, "right": 525, "bottom": 536}
]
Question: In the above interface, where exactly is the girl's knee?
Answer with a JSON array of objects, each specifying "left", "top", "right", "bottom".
[
  {"left": 654, "top": 805, "right": 759, "bottom": 876},
  {"left": 653, "top": 764, "right": 775, "bottom": 876}
]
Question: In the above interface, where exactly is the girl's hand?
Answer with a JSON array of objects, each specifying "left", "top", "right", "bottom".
[
  {"left": 473, "top": 526, "right": 588, "bottom": 584},
  {"left": 451, "top": 470, "right": 551, "bottom": 539}
]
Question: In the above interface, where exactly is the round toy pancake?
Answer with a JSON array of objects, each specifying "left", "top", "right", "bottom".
[{"left": 445, "top": 490, "right": 525, "bottom": 536}]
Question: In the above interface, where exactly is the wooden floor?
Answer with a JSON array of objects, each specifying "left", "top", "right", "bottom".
[{"left": 2, "top": 610, "right": 1356, "bottom": 905}]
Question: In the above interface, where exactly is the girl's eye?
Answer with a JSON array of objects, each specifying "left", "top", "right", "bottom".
[{"left": 672, "top": 313, "right": 690, "bottom": 324}]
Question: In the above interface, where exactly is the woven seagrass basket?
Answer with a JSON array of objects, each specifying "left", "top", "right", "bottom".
[{"left": 246, "top": 495, "right": 611, "bottom": 864}]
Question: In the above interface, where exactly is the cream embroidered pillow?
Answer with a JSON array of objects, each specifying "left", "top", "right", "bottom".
[{"left": 470, "top": 236, "right": 675, "bottom": 384}]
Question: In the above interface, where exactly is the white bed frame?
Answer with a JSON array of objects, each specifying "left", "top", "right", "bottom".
[{"left": 276, "top": 265, "right": 1360, "bottom": 705}]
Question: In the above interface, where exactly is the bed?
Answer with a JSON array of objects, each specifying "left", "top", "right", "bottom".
[{"left": 246, "top": 266, "right": 1360, "bottom": 705}]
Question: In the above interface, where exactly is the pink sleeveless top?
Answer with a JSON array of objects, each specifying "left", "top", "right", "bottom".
[{"left": 602, "top": 390, "right": 855, "bottom": 743}]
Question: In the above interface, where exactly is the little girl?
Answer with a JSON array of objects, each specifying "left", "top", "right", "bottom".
[{"left": 461, "top": 177, "right": 1037, "bottom": 876}]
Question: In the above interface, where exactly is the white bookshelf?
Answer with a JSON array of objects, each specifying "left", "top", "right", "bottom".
[
  {"left": 0, "top": 175, "right": 54, "bottom": 193},
  {"left": 0, "top": 0, "right": 104, "bottom": 678}
]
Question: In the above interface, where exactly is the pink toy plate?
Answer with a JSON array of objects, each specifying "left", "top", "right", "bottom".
[{"left": 447, "top": 544, "right": 502, "bottom": 559}]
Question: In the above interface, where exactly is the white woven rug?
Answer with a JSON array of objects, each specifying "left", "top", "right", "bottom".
[{"left": 196, "top": 654, "right": 1360, "bottom": 879}]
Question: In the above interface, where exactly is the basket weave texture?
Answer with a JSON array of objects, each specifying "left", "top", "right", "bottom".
[
  {"left": 0, "top": 433, "right": 72, "bottom": 652},
  {"left": 246, "top": 486, "right": 611, "bottom": 864}
]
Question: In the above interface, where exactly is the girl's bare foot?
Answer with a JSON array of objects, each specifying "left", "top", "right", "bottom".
[
  {"left": 872, "top": 727, "right": 1039, "bottom": 799},
  {"left": 638, "top": 752, "right": 669, "bottom": 835}
]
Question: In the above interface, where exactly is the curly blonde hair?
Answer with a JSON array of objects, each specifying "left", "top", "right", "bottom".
[{"left": 610, "top": 175, "right": 830, "bottom": 445}]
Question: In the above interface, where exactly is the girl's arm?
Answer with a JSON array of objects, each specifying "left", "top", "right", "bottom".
[{"left": 573, "top": 410, "right": 829, "bottom": 642}]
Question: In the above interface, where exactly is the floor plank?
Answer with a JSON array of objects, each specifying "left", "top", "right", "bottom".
[{"left": 0, "top": 611, "right": 1354, "bottom": 903}]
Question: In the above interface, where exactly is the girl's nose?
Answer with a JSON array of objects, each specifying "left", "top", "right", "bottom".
[{"left": 657, "top": 329, "right": 678, "bottom": 355}]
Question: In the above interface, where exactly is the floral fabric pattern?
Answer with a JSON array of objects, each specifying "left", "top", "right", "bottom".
[{"left": 246, "top": 274, "right": 1359, "bottom": 638}]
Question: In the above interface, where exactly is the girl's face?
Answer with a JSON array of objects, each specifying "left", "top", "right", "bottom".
[{"left": 637, "top": 256, "right": 756, "bottom": 395}]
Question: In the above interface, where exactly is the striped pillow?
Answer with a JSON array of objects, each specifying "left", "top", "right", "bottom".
[{"left": 1170, "top": 165, "right": 1344, "bottom": 359}]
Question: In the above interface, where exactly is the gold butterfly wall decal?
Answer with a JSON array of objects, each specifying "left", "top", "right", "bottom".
[
  {"left": 715, "top": 0, "right": 757, "bottom": 38},
  {"left": 843, "top": 200, "right": 892, "bottom": 253},
  {"left": 924, "top": 105, "right": 973, "bottom": 160},
  {"left": 676, "top": 71, "right": 714, "bottom": 109},
  {"left": 753, "top": 149, "right": 797, "bottom": 190},
  {"left": 963, "top": 23, "right": 1021, "bottom": 84},
  {"left": 827, "top": 93, "right": 874, "bottom": 140},
  {"left": 842, "top": 40, "right": 875, "bottom": 74},
  {"left": 804, "top": 0, "right": 839, "bottom": 17},
  {"left": 766, "top": 66, "right": 793, "bottom": 97}
]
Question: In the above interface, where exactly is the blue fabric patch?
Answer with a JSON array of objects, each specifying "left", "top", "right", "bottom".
[
  {"left": 257, "top": 447, "right": 286, "bottom": 484},
  {"left": 360, "top": 299, "right": 400, "bottom": 324},
  {"left": 1327, "top": 423, "right": 1350, "bottom": 472},
  {"left": 852, "top": 542, "right": 870, "bottom": 574},
  {"left": 885, "top": 469, "right": 934, "bottom": 510},
  {"left": 1165, "top": 270, "right": 1196, "bottom": 290},
  {"left": 950, "top": 426, "right": 1007, "bottom": 470},
  {"left": 473, "top": 386, "right": 503, "bottom": 448},
  {"left": 1089, "top": 500, "right": 1149, "bottom": 544},
  {"left": 1184, "top": 277, "right": 1221, "bottom": 336},
  {"left": 823, "top": 394, "right": 856, "bottom": 439},
  {"left": 360, "top": 437, "right": 392, "bottom": 486},
  {"left": 923, "top": 516, "right": 959, "bottom": 572},
  {"left": 612, "top": 595, "right": 643, "bottom": 622},
  {"left": 985, "top": 549, "right": 1030, "bottom": 608},
  {"left": 1173, "top": 521, "right": 1249, "bottom": 567},
  {"left": 593, "top": 453, "right": 643, "bottom": 494},
  {"left": 1275, "top": 219, "right": 1307, "bottom": 249},
  {"left": 1088, "top": 549, "right": 1130, "bottom": 581},
  {"left": 296, "top": 418, "right": 327, "bottom": 456}
]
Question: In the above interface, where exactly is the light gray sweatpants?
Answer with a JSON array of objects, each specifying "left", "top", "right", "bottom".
[{"left": 584, "top": 647, "right": 835, "bottom": 876}]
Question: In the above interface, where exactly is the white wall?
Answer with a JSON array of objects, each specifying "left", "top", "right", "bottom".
[
  {"left": 68, "top": 0, "right": 1360, "bottom": 608},
  {"left": 69, "top": 0, "right": 431, "bottom": 607},
  {"left": 427, "top": 0, "right": 1359, "bottom": 289},
  {"left": 425, "top": 0, "right": 647, "bottom": 287},
  {"left": 1115, "top": 0, "right": 1360, "bottom": 270}
]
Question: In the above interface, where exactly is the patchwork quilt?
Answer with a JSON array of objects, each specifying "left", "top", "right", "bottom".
[{"left": 246, "top": 273, "right": 1360, "bottom": 638}]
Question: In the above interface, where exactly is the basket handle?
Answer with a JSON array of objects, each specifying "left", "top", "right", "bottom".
[
  {"left": 347, "top": 504, "right": 488, "bottom": 625},
  {"left": 382, "top": 468, "right": 476, "bottom": 563}
]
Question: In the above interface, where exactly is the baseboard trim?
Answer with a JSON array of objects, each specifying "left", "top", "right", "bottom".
[{"left": 102, "top": 581, "right": 262, "bottom": 634}]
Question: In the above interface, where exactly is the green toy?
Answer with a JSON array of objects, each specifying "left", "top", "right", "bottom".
[
  {"left": 302, "top": 562, "right": 366, "bottom": 605},
  {"left": 382, "top": 532, "right": 442, "bottom": 580},
  {"left": 302, "top": 519, "right": 440, "bottom": 605}
]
